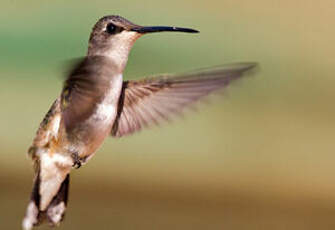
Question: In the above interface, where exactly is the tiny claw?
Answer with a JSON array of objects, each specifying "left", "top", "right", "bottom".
[
  {"left": 71, "top": 153, "right": 82, "bottom": 169},
  {"left": 73, "top": 161, "right": 81, "bottom": 169}
]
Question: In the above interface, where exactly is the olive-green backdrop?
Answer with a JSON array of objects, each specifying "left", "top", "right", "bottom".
[{"left": 1, "top": 0, "right": 334, "bottom": 229}]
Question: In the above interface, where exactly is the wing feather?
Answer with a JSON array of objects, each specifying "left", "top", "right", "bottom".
[{"left": 111, "top": 62, "right": 257, "bottom": 137}]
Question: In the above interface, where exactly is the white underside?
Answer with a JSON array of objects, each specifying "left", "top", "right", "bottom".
[
  {"left": 90, "top": 74, "right": 123, "bottom": 124},
  {"left": 31, "top": 75, "right": 123, "bottom": 215}
]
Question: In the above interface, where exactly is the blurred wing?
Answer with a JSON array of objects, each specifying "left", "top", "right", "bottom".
[
  {"left": 61, "top": 56, "right": 116, "bottom": 131},
  {"left": 111, "top": 62, "right": 257, "bottom": 137}
]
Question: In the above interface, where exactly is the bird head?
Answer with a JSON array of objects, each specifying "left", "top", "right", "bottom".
[{"left": 87, "top": 15, "right": 199, "bottom": 71}]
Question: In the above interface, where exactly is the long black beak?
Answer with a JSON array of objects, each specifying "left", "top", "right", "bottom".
[{"left": 131, "top": 26, "right": 199, "bottom": 34}]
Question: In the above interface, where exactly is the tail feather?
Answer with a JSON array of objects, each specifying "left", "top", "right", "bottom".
[
  {"left": 46, "top": 174, "right": 70, "bottom": 225},
  {"left": 22, "top": 170, "right": 70, "bottom": 230},
  {"left": 22, "top": 172, "right": 41, "bottom": 230}
]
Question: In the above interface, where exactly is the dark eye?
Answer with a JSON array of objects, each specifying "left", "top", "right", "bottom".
[{"left": 106, "top": 23, "right": 116, "bottom": 34}]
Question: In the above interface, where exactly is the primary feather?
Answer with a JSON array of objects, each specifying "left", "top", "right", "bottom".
[{"left": 111, "top": 62, "right": 257, "bottom": 137}]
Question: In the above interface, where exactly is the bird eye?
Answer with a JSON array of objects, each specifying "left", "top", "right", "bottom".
[{"left": 106, "top": 23, "right": 116, "bottom": 34}]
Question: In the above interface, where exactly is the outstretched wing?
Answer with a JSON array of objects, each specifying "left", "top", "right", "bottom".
[{"left": 111, "top": 62, "right": 257, "bottom": 137}]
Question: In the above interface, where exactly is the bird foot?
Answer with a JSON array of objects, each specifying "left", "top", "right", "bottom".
[{"left": 71, "top": 153, "right": 82, "bottom": 169}]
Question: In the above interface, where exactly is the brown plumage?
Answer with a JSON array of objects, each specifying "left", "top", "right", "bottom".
[
  {"left": 23, "top": 15, "right": 257, "bottom": 230},
  {"left": 62, "top": 56, "right": 118, "bottom": 132},
  {"left": 112, "top": 62, "right": 256, "bottom": 137}
]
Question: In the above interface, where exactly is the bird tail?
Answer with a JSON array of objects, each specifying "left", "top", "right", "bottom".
[{"left": 22, "top": 159, "right": 70, "bottom": 230}]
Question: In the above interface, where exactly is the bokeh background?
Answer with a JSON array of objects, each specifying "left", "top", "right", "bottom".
[{"left": 1, "top": 0, "right": 335, "bottom": 229}]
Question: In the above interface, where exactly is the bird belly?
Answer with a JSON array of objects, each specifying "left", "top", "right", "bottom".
[{"left": 82, "top": 101, "right": 118, "bottom": 154}]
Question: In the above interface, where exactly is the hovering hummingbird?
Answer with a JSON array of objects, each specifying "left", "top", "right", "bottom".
[{"left": 22, "top": 15, "right": 256, "bottom": 229}]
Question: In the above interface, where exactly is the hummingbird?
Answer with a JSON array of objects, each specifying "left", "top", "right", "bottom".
[{"left": 22, "top": 15, "right": 256, "bottom": 229}]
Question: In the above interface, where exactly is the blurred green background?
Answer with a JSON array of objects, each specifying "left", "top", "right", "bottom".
[{"left": 1, "top": 0, "right": 335, "bottom": 229}]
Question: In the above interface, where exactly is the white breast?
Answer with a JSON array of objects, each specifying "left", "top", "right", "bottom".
[
  {"left": 91, "top": 74, "right": 123, "bottom": 124},
  {"left": 69, "top": 74, "right": 123, "bottom": 158}
]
